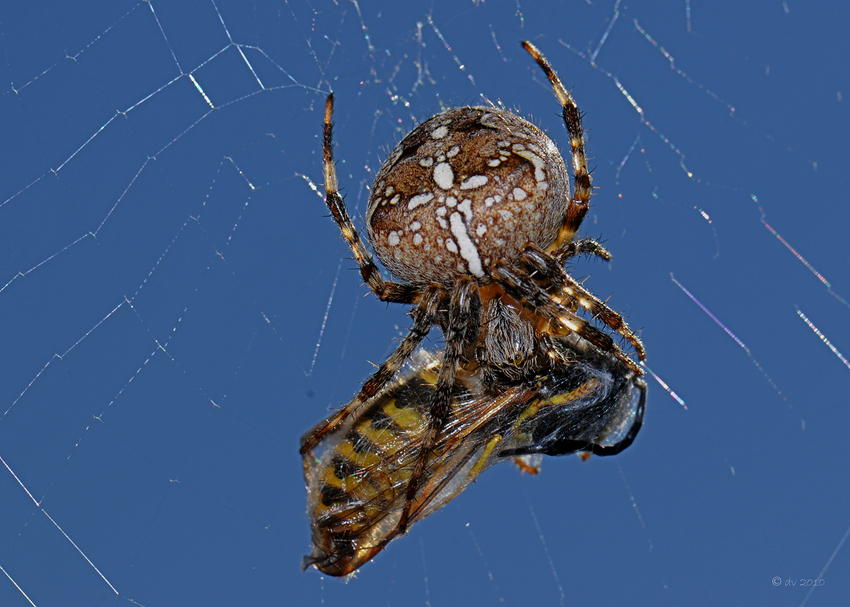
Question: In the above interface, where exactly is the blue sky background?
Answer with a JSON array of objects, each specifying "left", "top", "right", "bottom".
[{"left": 1, "top": 1, "right": 849, "bottom": 605}]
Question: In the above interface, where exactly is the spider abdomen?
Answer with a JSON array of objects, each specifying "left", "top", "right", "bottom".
[{"left": 366, "top": 107, "right": 569, "bottom": 287}]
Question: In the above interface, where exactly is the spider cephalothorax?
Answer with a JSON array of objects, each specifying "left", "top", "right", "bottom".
[{"left": 301, "top": 40, "right": 646, "bottom": 576}]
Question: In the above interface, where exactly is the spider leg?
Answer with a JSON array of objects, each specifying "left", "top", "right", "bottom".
[
  {"left": 492, "top": 261, "right": 642, "bottom": 374},
  {"left": 521, "top": 244, "right": 646, "bottom": 361},
  {"left": 344, "top": 278, "right": 480, "bottom": 566},
  {"left": 558, "top": 237, "right": 612, "bottom": 263},
  {"left": 399, "top": 277, "right": 480, "bottom": 531},
  {"left": 518, "top": 44, "right": 644, "bottom": 366},
  {"left": 323, "top": 93, "right": 420, "bottom": 304},
  {"left": 300, "top": 285, "right": 444, "bottom": 454},
  {"left": 521, "top": 41, "right": 592, "bottom": 255}
]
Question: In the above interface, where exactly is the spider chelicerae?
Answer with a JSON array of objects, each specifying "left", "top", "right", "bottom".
[{"left": 301, "top": 40, "right": 647, "bottom": 576}]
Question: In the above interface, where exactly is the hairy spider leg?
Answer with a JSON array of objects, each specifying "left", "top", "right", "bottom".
[
  {"left": 300, "top": 286, "right": 443, "bottom": 453},
  {"left": 517, "top": 41, "right": 645, "bottom": 368},
  {"left": 321, "top": 94, "right": 421, "bottom": 305},
  {"left": 399, "top": 278, "right": 480, "bottom": 529},
  {"left": 521, "top": 245, "right": 646, "bottom": 361},
  {"left": 521, "top": 41, "right": 593, "bottom": 259},
  {"left": 346, "top": 278, "right": 482, "bottom": 566},
  {"left": 492, "top": 261, "right": 642, "bottom": 374},
  {"left": 301, "top": 95, "right": 442, "bottom": 454},
  {"left": 559, "top": 237, "right": 613, "bottom": 262}
]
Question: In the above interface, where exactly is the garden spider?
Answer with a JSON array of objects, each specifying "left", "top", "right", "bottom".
[{"left": 301, "top": 40, "right": 646, "bottom": 575}]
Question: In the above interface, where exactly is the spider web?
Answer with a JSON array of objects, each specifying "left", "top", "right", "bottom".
[{"left": 1, "top": 1, "right": 849, "bottom": 605}]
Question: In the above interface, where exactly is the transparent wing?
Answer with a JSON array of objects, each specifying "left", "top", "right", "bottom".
[{"left": 301, "top": 337, "right": 644, "bottom": 576}]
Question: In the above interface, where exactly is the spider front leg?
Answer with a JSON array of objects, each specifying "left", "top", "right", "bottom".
[
  {"left": 557, "top": 237, "right": 612, "bottom": 263},
  {"left": 521, "top": 41, "right": 593, "bottom": 255},
  {"left": 520, "top": 245, "right": 646, "bottom": 361},
  {"left": 347, "top": 278, "right": 481, "bottom": 567},
  {"left": 492, "top": 258, "right": 642, "bottom": 374},
  {"left": 300, "top": 285, "right": 444, "bottom": 454},
  {"left": 399, "top": 277, "right": 480, "bottom": 530},
  {"left": 323, "top": 93, "right": 419, "bottom": 304},
  {"left": 519, "top": 43, "right": 644, "bottom": 366}
]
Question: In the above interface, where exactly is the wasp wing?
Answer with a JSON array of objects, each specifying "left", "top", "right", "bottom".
[{"left": 301, "top": 339, "right": 644, "bottom": 576}]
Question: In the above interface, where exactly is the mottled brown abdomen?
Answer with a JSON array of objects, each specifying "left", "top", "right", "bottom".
[{"left": 366, "top": 107, "right": 570, "bottom": 287}]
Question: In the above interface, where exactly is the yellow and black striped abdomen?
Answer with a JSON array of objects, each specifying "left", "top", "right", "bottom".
[
  {"left": 303, "top": 368, "right": 436, "bottom": 575},
  {"left": 301, "top": 339, "right": 646, "bottom": 577}
]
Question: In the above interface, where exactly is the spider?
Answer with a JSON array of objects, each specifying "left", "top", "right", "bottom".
[{"left": 301, "top": 40, "right": 646, "bottom": 575}]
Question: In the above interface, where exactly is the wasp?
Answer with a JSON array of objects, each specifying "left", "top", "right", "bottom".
[{"left": 302, "top": 335, "right": 645, "bottom": 576}]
